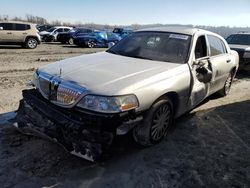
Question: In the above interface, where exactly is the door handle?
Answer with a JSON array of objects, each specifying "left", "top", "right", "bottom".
[
  {"left": 7, "top": 32, "right": 12, "bottom": 34},
  {"left": 23, "top": 33, "right": 27, "bottom": 34},
  {"left": 226, "top": 59, "right": 231, "bottom": 63}
]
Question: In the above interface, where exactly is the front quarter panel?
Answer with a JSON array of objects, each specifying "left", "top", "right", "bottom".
[{"left": 134, "top": 64, "right": 191, "bottom": 117}]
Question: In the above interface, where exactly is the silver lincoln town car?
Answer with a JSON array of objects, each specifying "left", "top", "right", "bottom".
[{"left": 14, "top": 27, "right": 239, "bottom": 161}]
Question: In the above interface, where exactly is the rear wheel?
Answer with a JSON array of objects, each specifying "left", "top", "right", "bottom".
[
  {"left": 25, "top": 38, "right": 38, "bottom": 49},
  {"left": 217, "top": 71, "right": 233, "bottom": 97},
  {"left": 87, "top": 40, "right": 96, "bottom": 48},
  {"left": 68, "top": 38, "right": 74, "bottom": 45},
  {"left": 133, "top": 98, "right": 173, "bottom": 146}
]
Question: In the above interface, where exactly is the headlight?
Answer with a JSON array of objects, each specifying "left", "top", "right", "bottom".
[
  {"left": 243, "top": 51, "right": 250, "bottom": 58},
  {"left": 77, "top": 94, "right": 139, "bottom": 113}
]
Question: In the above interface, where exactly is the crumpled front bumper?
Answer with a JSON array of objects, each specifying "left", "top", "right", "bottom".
[{"left": 12, "top": 89, "right": 117, "bottom": 162}]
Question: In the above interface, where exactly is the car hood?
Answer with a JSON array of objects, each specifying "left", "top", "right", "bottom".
[
  {"left": 39, "top": 31, "right": 50, "bottom": 36},
  {"left": 229, "top": 44, "right": 250, "bottom": 51},
  {"left": 38, "top": 52, "right": 182, "bottom": 95}
]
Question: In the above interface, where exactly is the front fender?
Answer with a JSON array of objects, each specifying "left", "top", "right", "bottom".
[{"left": 134, "top": 64, "right": 191, "bottom": 117}]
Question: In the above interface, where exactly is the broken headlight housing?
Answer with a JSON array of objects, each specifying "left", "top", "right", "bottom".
[{"left": 77, "top": 94, "right": 139, "bottom": 113}]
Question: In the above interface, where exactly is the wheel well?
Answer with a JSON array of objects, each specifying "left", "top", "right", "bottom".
[
  {"left": 153, "top": 92, "right": 179, "bottom": 116},
  {"left": 165, "top": 92, "right": 179, "bottom": 115},
  {"left": 231, "top": 67, "right": 237, "bottom": 77},
  {"left": 25, "top": 36, "right": 38, "bottom": 42}
]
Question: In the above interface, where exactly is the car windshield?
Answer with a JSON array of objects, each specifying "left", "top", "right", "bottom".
[
  {"left": 226, "top": 34, "right": 250, "bottom": 45},
  {"left": 107, "top": 31, "right": 191, "bottom": 63}
]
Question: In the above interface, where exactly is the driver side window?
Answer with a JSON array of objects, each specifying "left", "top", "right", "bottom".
[{"left": 195, "top": 36, "right": 207, "bottom": 59}]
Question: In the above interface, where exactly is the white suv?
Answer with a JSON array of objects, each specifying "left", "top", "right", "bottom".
[
  {"left": 39, "top": 26, "right": 72, "bottom": 42},
  {"left": 0, "top": 21, "right": 41, "bottom": 49}
]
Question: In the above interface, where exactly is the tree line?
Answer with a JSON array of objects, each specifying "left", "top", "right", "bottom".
[{"left": 0, "top": 14, "right": 249, "bottom": 37}]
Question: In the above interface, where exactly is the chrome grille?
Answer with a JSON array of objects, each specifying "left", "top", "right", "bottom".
[{"left": 36, "top": 71, "right": 87, "bottom": 107}]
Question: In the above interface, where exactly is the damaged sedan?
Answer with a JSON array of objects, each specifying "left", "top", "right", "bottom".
[{"left": 13, "top": 27, "right": 239, "bottom": 161}]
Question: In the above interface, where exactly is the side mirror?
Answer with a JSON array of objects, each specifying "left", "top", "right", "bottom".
[
  {"left": 0, "top": 27, "right": 3, "bottom": 30},
  {"left": 196, "top": 67, "right": 212, "bottom": 83},
  {"left": 193, "top": 59, "right": 208, "bottom": 66}
]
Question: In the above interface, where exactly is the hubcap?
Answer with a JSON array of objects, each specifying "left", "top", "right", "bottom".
[
  {"left": 151, "top": 104, "right": 171, "bottom": 141},
  {"left": 28, "top": 39, "right": 37, "bottom": 48},
  {"left": 69, "top": 38, "right": 74, "bottom": 45},
  {"left": 88, "top": 41, "right": 95, "bottom": 48}
]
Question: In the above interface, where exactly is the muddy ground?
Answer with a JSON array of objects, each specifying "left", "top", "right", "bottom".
[{"left": 0, "top": 44, "right": 249, "bottom": 188}]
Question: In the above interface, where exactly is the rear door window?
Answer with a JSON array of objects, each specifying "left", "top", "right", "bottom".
[
  {"left": 207, "top": 35, "right": 227, "bottom": 56},
  {"left": 14, "top": 24, "right": 30, "bottom": 31}
]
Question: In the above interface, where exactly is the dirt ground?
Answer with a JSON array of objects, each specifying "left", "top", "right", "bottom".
[{"left": 0, "top": 43, "right": 249, "bottom": 188}]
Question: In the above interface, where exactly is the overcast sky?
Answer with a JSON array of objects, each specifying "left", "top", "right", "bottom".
[{"left": 0, "top": 0, "right": 250, "bottom": 26}]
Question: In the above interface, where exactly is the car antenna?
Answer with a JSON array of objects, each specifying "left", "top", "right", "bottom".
[{"left": 59, "top": 68, "right": 62, "bottom": 77}]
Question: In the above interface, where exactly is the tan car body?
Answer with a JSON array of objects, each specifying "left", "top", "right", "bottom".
[{"left": 0, "top": 21, "right": 41, "bottom": 48}]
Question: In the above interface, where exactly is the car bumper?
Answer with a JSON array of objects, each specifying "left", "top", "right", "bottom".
[{"left": 12, "top": 89, "right": 142, "bottom": 161}]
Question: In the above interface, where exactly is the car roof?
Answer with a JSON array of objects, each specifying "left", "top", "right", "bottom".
[
  {"left": 136, "top": 26, "right": 206, "bottom": 35},
  {"left": 0, "top": 21, "right": 35, "bottom": 25}
]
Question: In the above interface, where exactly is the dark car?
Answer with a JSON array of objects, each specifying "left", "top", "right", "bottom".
[
  {"left": 74, "top": 31, "right": 122, "bottom": 48},
  {"left": 57, "top": 28, "right": 94, "bottom": 44},
  {"left": 226, "top": 33, "right": 250, "bottom": 72},
  {"left": 113, "top": 28, "right": 133, "bottom": 38}
]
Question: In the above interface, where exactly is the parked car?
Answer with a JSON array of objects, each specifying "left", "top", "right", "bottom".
[
  {"left": 14, "top": 27, "right": 239, "bottom": 161},
  {"left": 0, "top": 21, "right": 41, "bottom": 49},
  {"left": 113, "top": 27, "right": 133, "bottom": 38},
  {"left": 74, "top": 31, "right": 122, "bottom": 47},
  {"left": 57, "top": 28, "right": 94, "bottom": 44},
  {"left": 226, "top": 32, "right": 250, "bottom": 72},
  {"left": 39, "top": 26, "right": 72, "bottom": 42}
]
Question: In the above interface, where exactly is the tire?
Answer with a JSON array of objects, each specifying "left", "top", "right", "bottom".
[
  {"left": 133, "top": 97, "right": 174, "bottom": 146},
  {"left": 68, "top": 38, "right": 74, "bottom": 45},
  {"left": 25, "top": 38, "right": 38, "bottom": 49},
  {"left": 217, "top": 71, "right": 233, "bottom": 97},
  {"left": 87, "top": 40, "right": 95, "bottom": 48}
]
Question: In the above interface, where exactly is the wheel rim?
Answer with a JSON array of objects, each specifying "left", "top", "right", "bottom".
[
  {"left": 225, "top": 73, "right": 232, "bottom": 94},
  {"left": 28, "top": 39, "right": 37, "bottom": 48},
  {"left": 150, "top": 103, "right": 171, "bottom": 142},
  {"left": 88, "top": 41, "right": 95, "bottom": 48},
  {"left": 69, "top": 38, "right": 74, "bottom": 45}
]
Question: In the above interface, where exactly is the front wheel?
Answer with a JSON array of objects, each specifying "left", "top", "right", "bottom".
[
  {"left": 217, "top": 71, "right": 233, "bottom": 97},
  {"left": 25, "top": 38, "right": 38, "bottom": 49},
  {"left": 133, "top": 98, "right": 173, "bottom": 146}
]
